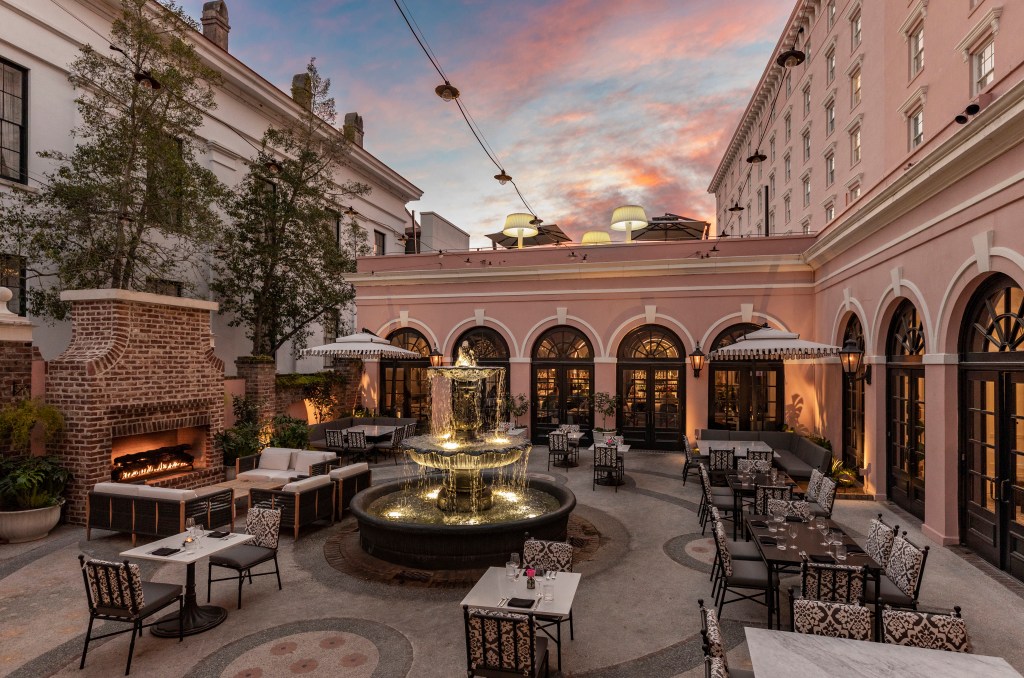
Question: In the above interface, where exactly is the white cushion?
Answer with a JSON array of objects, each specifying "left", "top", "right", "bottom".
[
  {"left": 238, "top": 469, "right": 296, "bottom": 482},
  {"left": 280, "top": 475, "right": 332, "bottom": 493},
  {"left": 136, "top": 486, "right": 198, "bottom": 501},
  {"left": 292, "top": 450, "right": 335, "bottom": 476},
  {"left": 329, "top": 462, "right": 370, "bottom": 480},
  {"left": 92, "top": 482, "right": 141, "bottom": 497},
  {"left": 258, "top": 448, "right": 296, "bottom": 471}
]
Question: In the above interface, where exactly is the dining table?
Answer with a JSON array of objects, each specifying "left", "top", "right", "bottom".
[
  {"left": 726, "top": 470, "right": 797, "bottom": 538},
  {"left": 461, "top": 565, "right": 581, "bottom": 671},
  {"left": 120, "top": 529, "right": 252, "bottom": 636},
  {"left": 745, "top": 627, "right": 1022, "bottom": 678},
  {"left": 344, "top": 424, "right": 398, "bottom": 443},
  {"left": 744, "top": 514, "right": 881, "bottom": 629}
]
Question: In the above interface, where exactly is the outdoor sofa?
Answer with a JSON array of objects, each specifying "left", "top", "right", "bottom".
[
  {"left": 86, "top": 482, "right": 233, "bottom": 544},
  {"left": 235, "top": 447, "right": 338, "bottom": 481},
  {"left": 696, "top": 429, "right": 832, "bottom": 480},
  {"left": 326, "top": 461, "right": 373, "bottom": 516},
  {"left": 249, "top": 474, "right": 336, "bottom": 540}
]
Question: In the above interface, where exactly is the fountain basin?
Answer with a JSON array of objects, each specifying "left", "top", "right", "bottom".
[{"left": 350, "top": 477, "right": 576, "bottom": 569}]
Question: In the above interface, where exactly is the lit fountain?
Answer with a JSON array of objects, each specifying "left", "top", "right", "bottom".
[{"left": 350, "top": 342, "right": 576, "bottom": 569}]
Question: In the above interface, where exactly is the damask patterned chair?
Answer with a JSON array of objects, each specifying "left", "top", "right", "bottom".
[
  {"left": 523, "top": 537, "right": 575, "bottom": 662},
  {"left": 798, "top": 557, "right": 868, "bottom": 604},
  {"left": 708, "top": 507, "right": 761, "bottom": 588},
  {"left": 207, "top": 507, "right": 282, "bottom": 610},
  {"left": 875, "top": 531, "right": 930, "bottom": 609},
  {"left": 803, "top": 468, "right": 825, "bottom": 503},
  {"left": 792, "top": 599, "right": 872, "bottom": 640},
  {"left": 699, "top": 466, "right": 735, "bottom": 534},
  {"left": 736, "top": 458, "right": 772, "bottom": 475},
  {"left": 593, "top": 442, "right": 624, "bottom": 492},
  {"left": 463, "top": 605, "right": 549, "bottom": 677},
  {"left": 79, "top": 556, "right": 183, "bottom": 675},
  {"left": 708, "top": 448, "right": 735, "bottom": 484},
  {"left": 698, "top": 599, "right": 755, "bottom": 678},
  {"left": 711, "top": 520, "right": 777, "bottom": 619},
  {"left": 765, "top": 498, "right": 813, "bottom": 522},
  {"left": 753, "top": 484, "right": 793, "bottom": 515},
  {"left": 864, "top": 514, "right": 899, "bottom": 568},
  {"left": 808, "top": 476, "right": 838, "bottom": 518},
  {"left": 746, "top": 449, "right": 774, "bottom": 464},
  {"left": 881, "top": 605, "right": 972, "bottom": 652},
  {"left": 547, "top": 431, "right": 570, "bottom": 471},
  {"left": 681, "top": 434, "right": 709, "bottom": 485}
]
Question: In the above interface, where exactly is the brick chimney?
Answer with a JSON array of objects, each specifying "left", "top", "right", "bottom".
[
  {"left": 291, "top": 73, "right": 312, "bottom": 109},
  {"left": 201, "top": 1, "right": 230, "bottom": 51},
  {"left": 344, "top": 112, "right": 364, "bottom": 147}
]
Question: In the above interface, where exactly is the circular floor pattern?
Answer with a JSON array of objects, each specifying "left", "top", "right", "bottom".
[
  {"left": 324, "top": 513, "right": 603, "bottom": 588},
  {"left": 183, "top": 618, "right": 411, "bottom": 678},
  {"left": 663, "top": 532, "right": 715, "bottom": 575}
]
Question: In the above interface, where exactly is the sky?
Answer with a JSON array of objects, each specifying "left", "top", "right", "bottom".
[{"left": 179, "top": 0, "right": 793, "bottom": 247}]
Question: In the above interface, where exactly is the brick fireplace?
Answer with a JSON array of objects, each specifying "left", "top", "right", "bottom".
[{"left": 46, "top": 289, "right": 226, "bottom": 524}]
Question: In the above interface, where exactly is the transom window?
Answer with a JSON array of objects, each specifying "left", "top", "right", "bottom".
[
  {"left": 889, "top": 300, "right": 926, "bottom": 359},
  {"left": 534, "top": 327, "right": 593, "bottom": 360},
  {"left": 618, "top": 325, "right": 681, "bottom": 360},
  {"left": 388, "top": 328, "right": 430, "bottom": 357},
  {"left": 454, "top": 327, "right": 510, "bottom": 362},
  {"left": 974, "top": 39, "right": 995, "bottom": 94},
  {"left": 1, "top": 58, "right": 27, "bottom": 184},
  {"left": 963, "top": 276, "right": 1024, "bottom": 354}
]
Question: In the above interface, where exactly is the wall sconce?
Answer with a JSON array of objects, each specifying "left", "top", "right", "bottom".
[
  {"left": 688, "top": 345, "right": 706, "bottom": 378},
  {"left": 429, "top": 347, "right": 443, "bottom": 367},
  {"left": 839, "top": 339, "right": 871, "bottom": 384}
]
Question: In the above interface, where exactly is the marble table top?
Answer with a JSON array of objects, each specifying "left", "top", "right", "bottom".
[{"left": 745, "top": 627, "right": 1022, "bottom": 678}]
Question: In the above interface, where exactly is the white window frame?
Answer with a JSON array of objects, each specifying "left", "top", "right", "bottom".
[
  {"left": 784, "top": 194, "right": 792, "bottom": 224},
  {"left": 956, "top": 7, "right": 1001, "bottom": 94},
  {"left": 803, "top": 85, "right": 812, "bottom": 117},
  {"left": 826, "top": 47, "right": 836, "bottom": 84},
  {"left": 851, "top": 9, "right": 862, "bottom": 50},
  {"left": 898, "top": 86, "right": 928, "bottom": 151},
  {"left": 909, "top": 22, "right": 925, "bottom": 78},
  {"left": 825, "top": 202, "right": 836, "bottom": 222},
  {"left": 827, "top": 0, "right": 837, "bottom": 28},
  {"left": 802, "top": 129, "right": 811, "bottom": 162},
  {"left": 769, "top": 172, "right": 776, "bottom": 198},
  {"left": 973, "top": 38, "right": 995, "bottom": 95},
  {"left": 802, "top": 173, "right": 812, "bottom": 207},
  {"left": 850, "top": 67, "right": 862, "bottom": 108},
  {"left": 784, "top": 113, "right": 792, "bottom": 142},
  {"left": 825, "top": 152, "right": 835, "bottom": 186},
  {"left": 769, "top": 136, "right": 776, "bottom": 162},
  {"left": 784, "top": 153, "right": 792, "bottom": 182},
  {"left": 825, "top": 98, "right": 836, "bottom": 136}
]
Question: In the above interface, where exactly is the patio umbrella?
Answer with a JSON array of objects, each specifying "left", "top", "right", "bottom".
[
  {"left": 632, "top": 214, "right": 710, "bottom": 242},
  {"left": 486, "top": 223, "right": 571, "bottom": 248},
  {"left": 301, "top": 330, "right": 423, "bottom": 359},
  {"left": 708, "top": 326, "right": 841, "bottom": 361}
]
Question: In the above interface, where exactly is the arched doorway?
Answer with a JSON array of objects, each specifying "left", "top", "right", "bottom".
[
  {"left": 887, "top": 301, "right": 926, "bottom": 519},
  {"left": 453, "top": 327, "right": 510, "bottom": 429},
  {"left": 616, "top": 325, "right": 685, "bottom": 449},
  {"left": 960, "top": 274, "right": 1024, "bottom": 580},
  {"left": 531, "top": 326, "right": 593, "bottom": 443},
  {"left": 381, "top": 328, "right": 431, "bottom": 425},
  {"left": 708, "top": 323, "right": 784, "bottom": 431},
  {"left": 841, "top": 315, "right": 866, "bottom": 472}
]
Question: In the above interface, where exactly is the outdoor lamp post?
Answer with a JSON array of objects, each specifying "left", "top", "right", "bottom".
[
  {"left": 839, "top": 338, "right": 871, "bottom": 384},
  {"left": 429, "top": 347, "right": 444, "bottom": 367},
  {"left": 502, "top": 213, "right": 539, "bottom": 249},
  {"left": 610, "top": 205, "right": 649, "bottom": 242},
  {"left": 688, "top": 345, "right": 706, "bottom": 378}
]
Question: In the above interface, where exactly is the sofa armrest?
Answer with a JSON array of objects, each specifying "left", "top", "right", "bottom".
[
  {"left": 250, "top": 484, "right": 335, "bottom": 540},
  {"left": 184, "top": 489, "right": 234, "bottom": 531},
  {"left": 237, "top": 455, "right": 260, "bottom": 473}
]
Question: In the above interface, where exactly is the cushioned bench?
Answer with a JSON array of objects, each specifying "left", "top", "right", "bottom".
[
  {"left": 236, "top": 447, "right": 337, "bottom": 482},
  {"left": 327, "top": 461, "right": 372, "bottom": 516},
  {"left": 87, "top": 482, "right": 234, "bottom": 544},
  {"left": 249, "top": 475, "right": 335, "bottom": 540},
  {"left": 696, "top": 429, "right": 832, "bottom": 480}
]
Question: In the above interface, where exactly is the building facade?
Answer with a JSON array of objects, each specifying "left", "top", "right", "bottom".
[{"left": 352, "top": 0, "right": 1024, "bottom": 583}]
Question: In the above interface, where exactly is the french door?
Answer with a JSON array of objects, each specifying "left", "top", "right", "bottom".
[
  {"left": 888, "top": 367, "right": 925, "bottom": 519},
  {"left": 381, "top": 364, "right": 430, "bottom": 424},
  {"left": 842, "top": 373, "right": 864, "bottom": 470},
  {"left": 709, "top": 363, "right": 783, "bottom": 431},
  {"left": 532, "top": 366, "right": 593, "bottom": 443},
  {"left": 962, "top": 370, "right": 1024, "bottom": 579},
  {"left": 618, "top": 365, "right": 683, "bottom": 449}
]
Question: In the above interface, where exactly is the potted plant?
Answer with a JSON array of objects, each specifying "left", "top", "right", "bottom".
[
  {"left": 215, "top": 396, "right": 262, "bottom": 478},
  {"left": 593, "top": 392, "right": 619, "bottom": 439},
  {"left": 0, "top": 456, "right": 71, "bottom": 543},
  {"left": 507, "top": 394, "right": 530, "bottom": 428}
]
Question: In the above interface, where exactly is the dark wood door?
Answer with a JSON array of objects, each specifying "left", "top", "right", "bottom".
[
  {"left": 710, "top": 364, "right": 783, "bottom": 431},
  {"left": 532, "top": 365, "right": 593, "bottom": 443},
  {"left": 619, "top": 366, "right": 682, "bottom": 449},
  {"left": 888, "top": 367, "right": 925, "bottom": 519},
  {"left": 842, "top": 372, "right": 864, "bottom": 470}
]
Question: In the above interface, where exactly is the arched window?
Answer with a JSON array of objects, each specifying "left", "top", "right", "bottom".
[
  {"left": 453, "top": 327, "right": 510, "bottom": 428},
  {"left": 888, "top": 301, "right": 926, "bottom": 359},
  {"left": 884, "top": 302, "right": 925, "bottom": 518},
  {"left": 531, "top": 327, "right": 593, "bottom": 442},
  {"left": 842, "top": 315, "right": 865, "bottom": 472},
  {"left": 617, "top": 325, "right": 684, "bottom": 449},
  {"left": 708, "top": 323, "right": 783, "bottom": 431},
  {"left": 959, "top": 274, "right": 1024, "bottom": 579},
  {"left": 381, "top": 328, "right": 430, "bottom": 424}
]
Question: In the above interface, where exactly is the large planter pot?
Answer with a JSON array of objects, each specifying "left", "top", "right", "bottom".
[
  {"left": 593, "top": 429, "right": 617, "bottom": 441},
  {"left": 0, "top": 502, "right": 63, "bottom": 543},
  {"left": 223, "top": 465, "right": 237, "bottom": 481}
]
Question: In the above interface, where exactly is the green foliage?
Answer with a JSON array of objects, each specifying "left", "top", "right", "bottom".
[
  {"left": 214, "top": 396, "right": 262, "bottom": 465},
  {"left": 829, "top": 458, "right": 859, "bottom": 488},
  {"left": 506, "top": 394, "right": 529, "bottom": 426},
  {"left": 277, "top": 371, "right": 349, "bottom": 423},
  {"left": 806, "top": 433, "right": 833, "bottom": 452},
  {"left": 593, "top": 392, "right": 620, "bottom": 430},
  {"left": 212, "top": 58, "right": 370, "bottom": 356},
  {"left": 0, "top": 456, "right": 71, "bottom": 510},
  {"left": 0, "top": 0, "right": 224, "bottom": 319},
  {"left": 269, "top": 414, "right": 309, "bottom": 449},
  {"left": 0, "top": 399, "right": 64, "bottom": 453}
]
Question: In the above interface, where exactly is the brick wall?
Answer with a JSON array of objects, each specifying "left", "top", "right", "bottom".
[
  {"left": 273, "top": 359, "right": 364, "bottom": 422},
  {"left": 235, "top": 356, "right": 276, "bottom": 423},
  {"left": 0, "top": 340, "right": 33, "bottom": 412},
  {"left": 46, "top": 291, "right": 225, "bottom": 524}
]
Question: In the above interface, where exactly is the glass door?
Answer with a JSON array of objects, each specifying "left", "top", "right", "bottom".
[
  {"left": 888, "top": 367, "right": 926, "bottom": 519},
  {"left": 710, "top": 364, "right": 783, "bottom": 431},
  {"left": 1007, "top": 373, "right": 1024, "bottom": 580},
  {"left": 531, "top": 365, "right": 593, "bottom": 443},
  {"left": 619, "top": 366, "right": 682, "bottom": 449}
]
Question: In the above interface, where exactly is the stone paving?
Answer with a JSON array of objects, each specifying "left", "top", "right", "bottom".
[{"left": 2, "top": 449, "right": 1023, "bottom": 677}]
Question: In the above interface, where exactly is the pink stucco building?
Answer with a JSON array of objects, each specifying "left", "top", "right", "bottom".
[{"left": 352, "top": 0, "right": 1024, "bottom": 583}]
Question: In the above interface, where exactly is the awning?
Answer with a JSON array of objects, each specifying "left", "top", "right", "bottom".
[
  {"left": 301, "top": 331, "right": 423, "bottom": 359},
  {"left": 708, "top": 326, "right": 841, "bottom": 361}
]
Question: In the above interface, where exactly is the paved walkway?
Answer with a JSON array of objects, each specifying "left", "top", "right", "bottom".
[{"left": 2, "top": 449, "right": 1023, "bottom": 677}]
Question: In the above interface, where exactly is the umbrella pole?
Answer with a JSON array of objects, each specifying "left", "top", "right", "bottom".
[{"left": 517, "top": 234, "right": 524, "bottom": 249}]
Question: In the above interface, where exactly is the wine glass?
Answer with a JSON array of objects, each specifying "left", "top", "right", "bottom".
[
  {"left": 185, "top": 517, "right": 196, "bottom": 539},
  {"left": 510, "top": 553, "right": 521, "bottom": 570}
]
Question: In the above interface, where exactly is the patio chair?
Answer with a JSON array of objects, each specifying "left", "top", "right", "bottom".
[
  {"left": 874, "top": 531, "right": 929, "bottom": 609},
  {"left": 547, "top": 431, "right": 570, "bottom": 471},
  {"left": 792, "top": 599, "right": 872, "bottom": 640},
  {"left": 803, "top": 468, "right": 825, "bottom": 503},
  {"left": 765, "top": 497, "right": 813, "bottom": 522},
  {"left": 807, "top": 476, "right": 837, "bottom": 517},
  {"left": 736, "top": 458, "right": 772, "bottom": 475},
  {"left": 593, "top": 442, "right": 624, "bottom": 491},
  {"left": 375, "top": 423, "right": 406, "bottom": 465},
  {"left": 207, "top": 507, "right": 282, "bottom": 609},
  {"left": 523, "top": 536, "right": 575, "bottom": 660},
  {"left": 864, "top": 514, "right": 899, "bottom": 568},
  {"left": 746, "top": 448, "right": 774, "bottom": 464},
  {"left": 682, "top": 434, "right": 709, "bottom": 485},
  {"left": 79, "top": 556, "right": 183, "bottom": 675},
  {"left": 708, "top": 448, "right": 734, "bottom": 485},
  {"left": 798, "top": 557, "right": 868, "bottom": 604},
  {"left": 881, "top": 605, "right": 971, "bottom": 652},
  {"left": 699, "top": 466, "right": 735, "bottom": 534},
  {"left": 708, "top": 507, "right": 761, "bottom": 587},
  {"left": 711, "top": 520, "right": 777, "bottom": 619},
  {"left": 698, "top": 599, "right": 755, "bottom": 678},
  {"left": 345, "top": 430, "right": 376, "bottom": 464},
  {"left": 753, "top": 484, "right": 793, "bottom": 515},
  {"left": 463, "top": 605, "right": 549, "bottom": 677},
  {"left": 324, "top": 428, "right": 346, "bottom": 454}
]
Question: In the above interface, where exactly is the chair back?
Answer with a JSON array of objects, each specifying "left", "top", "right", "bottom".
[
  {"left": 80, "top": 557, "right": 145, "bottom": 617},
  {"left": 792, "top": 599, "right": 871, "bottom": 640},
  {"left": 754, "top": 484, "right": 793, "bottom": 514},
  {"left": 817, "top": 476, "right": 838, "bottom": 514},
  {"left": 682, "top": 434, "right": 692, "bottom": 457},
  {"left": 865, "top": 514, "right": 899, "bottom": 566},
  {"left": 805, "top": 468, "right": 825, "bottom": 502},
  {"left": 391, "top": 424, "right": 406, "bottom": 448},
  {"left": 549, "top": 431, "right": 569, "bottom": 452},
  {"left": 766, "top": 498, "right": 812, "bottom": 521},
  {"left": 496, "top": 421, "right": 512, "bottom": 434},
  {"left": 699, "top": 465, "right": 714, "bottom": 504},
  {"left": 566, "top": 423, "right": 580, "bottom": 433},
  {"left": 737, "top": 458, "right": 772, "bottom": 474},
  {"left": 464, "top": 606, "right": 538, "bottom": 676},
  {"left": 884, "top": 532, "right": 929, "bottom": 599},
  {"left": 697, "top": 600, "right": 727, "bottom": 661},
  {"left": 594, "top": 443, "right": 618, "bottom": 467},
  {"left": 325, "top": 429, "right": 345, "bottom": 449},
  {"left": 882, "top": 605, "right": 971, "bottom": 652},
  {"left": 404, "top": 422, "right": 417, "bottom": 439},
  {"left": 711, "top": 521, "right": 733, "bottom": 577},
  {"left": 247, "top": 506, "right": 282, "bottom": 550},
  {"left": 523, "top": 538, "right": 573, "bottom": 572},
  {"left": 747, "top": 449, "right": 773, "bottom": 463},
  {"left": 709, "top": 448, "right": 734, "bottom": 471},
  {"left": 800, "top": 558, "right": 867, "bottom": 603},
  {"left": 347, "top": 430, "right": 368, "bottom": 449},
  {"left": 705, "top": 657, "right": 728, "bottom": 678}
]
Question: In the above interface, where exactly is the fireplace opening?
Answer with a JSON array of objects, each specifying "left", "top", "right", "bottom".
[{"left": 111, "top": 426, "right": 208, "bottom": 483}]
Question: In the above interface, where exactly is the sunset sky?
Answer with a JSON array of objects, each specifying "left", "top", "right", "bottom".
[{"left": 180, "top": 0, "right": 794, "bottom": 246}]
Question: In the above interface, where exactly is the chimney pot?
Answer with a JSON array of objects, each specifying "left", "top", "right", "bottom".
[
  {"left": 201, "top": 1, "right": 230, "bottom": 51},
  {"left": 291, "top": 73, "right": 313, "bottom": 110},
  {"left": 344, "top": 112, "right": 364, "bottom": 147}
]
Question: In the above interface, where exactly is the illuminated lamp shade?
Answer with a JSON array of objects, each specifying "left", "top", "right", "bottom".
[
  {"left": 609, "top": 205, "right": 648, "bottom": 242},
  {"left": 502, "top": 212, "right": 539, "bottom": 249},
  {"left": 581, "top": 230, "right": 612, "bottom": 245}
]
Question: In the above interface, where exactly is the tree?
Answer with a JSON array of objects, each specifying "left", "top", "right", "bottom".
[
  {"left": 0, "top": 0, "right": 224, "bottom": 319},
  {"left": 212, "top": 59, "right": 370, "bottom": 357}
]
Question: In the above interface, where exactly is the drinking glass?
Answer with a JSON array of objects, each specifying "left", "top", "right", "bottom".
[
  {"left": 506, "top": 561, "right": 516, "bottom": 580},
  {"left": 768, "top": 518, "right": 778, "bottom": 533},
  {"left": 542, "top": 583, "right": 554, "bottom": 602},
  {"left": 510, "top": 553, "right": 521, "bottom": 569},
  {"left": 546, "top": 569, "right": 557, "bottom": 581},
  {"left": 818, "top": 524, "right": 829, "bottom": 545},
  {"left": 788, "top": 525, "right": 798, "bottom": 542},
  {"left": 185, "top": 516, "right": 196, "bottom": 535},
  {"left": 834, "top": 544, "right": 848, "bottom": 562},
  {"left": 776, "top": 534, "right": 787, "bottom": 550}
]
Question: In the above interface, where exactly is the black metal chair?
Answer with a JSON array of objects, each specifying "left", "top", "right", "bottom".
[
  {"left": 711, "top": 520, "right": 777, "bottom": 619},
  {"left": 746, "top": 448, "right": 774, "bottom": 464},
  {"left": 698, "top": 598, "right": 755, "bottom": 678},
  {"left": 593, "top": 442, "right": 624, "bottom": 491},
  {"left": 523, "top": 536, "right": 575, "bottom": 668},
  {"left": 376, "top": 423, "right": 406, "bottom": 465},
  {"left": 79, "top": 556, "right": 183, "bottom": 675},
  {"left": 345, "top": 429, "right": 376, "bottom": 463},
  {"left": 548, "top": 431, "right": 570, "bottom": 471},
  {"left": 682, "top": 434, "right": 709, "bottom": 485},
  {"left": 463, "top": 605, "right": 549, "bottom": 677},
  {"left": 753, "top": 484, "right": 793, "bottom": 515},
  {"left": 324, "top": 428, "right": 346, "bottom": 455},
  {"left": 207, "top": 507, "right": 282, "bottom": 609},
  {"left": 708, "top": 448, "right": 734, "bottom": 485}
]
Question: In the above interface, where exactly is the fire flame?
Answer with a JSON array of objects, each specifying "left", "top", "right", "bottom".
[{"left": 117, "top": 460, "right": 191, "bottom": 481}]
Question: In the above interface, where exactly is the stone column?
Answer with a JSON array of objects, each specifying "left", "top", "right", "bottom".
[
  {"left": 0, "top": 287, "right": 34, "bottom": 456},
  {"left": 922, "top": 356, "right": 960, "bottom": 545},
  {"left": 235, "top": 356, "right": 277, "bottom": 423}
]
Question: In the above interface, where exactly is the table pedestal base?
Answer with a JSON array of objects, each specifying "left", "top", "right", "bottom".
[{"left": 152, "top": 604, "right": 227, "bottom": 637}]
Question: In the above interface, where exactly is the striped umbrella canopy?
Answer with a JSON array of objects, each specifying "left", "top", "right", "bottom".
[
  {"left": 708, "top": 326, "right": 841, "bottom": 361},
  {"left": 301, "top": 331, "right": 422, "bottom": 359}
]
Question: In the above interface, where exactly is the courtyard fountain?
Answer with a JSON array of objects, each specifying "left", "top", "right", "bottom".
[{"left": 350, "top": 342, "right": 576, "bottom": 569}]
